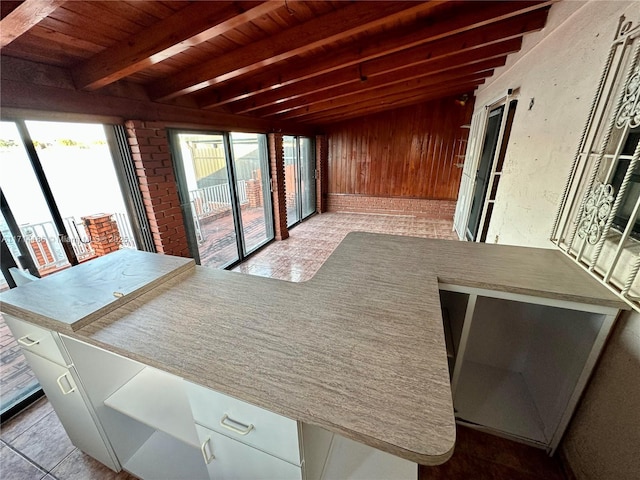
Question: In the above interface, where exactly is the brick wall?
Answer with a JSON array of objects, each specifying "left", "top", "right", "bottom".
[
  {"left": 327, "top": 194, "right": 456, "bottom": 219},
  {"left": 125, "top": 120, "right": 190, "bottom": 257}
]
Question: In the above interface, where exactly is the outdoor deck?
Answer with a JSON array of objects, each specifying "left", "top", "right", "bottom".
[{"left": 197, "top": 206, "right": 270, "bottom": 268}]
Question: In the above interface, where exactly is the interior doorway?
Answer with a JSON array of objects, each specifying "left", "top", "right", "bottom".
[{"left": 466, "top": 106, "right": 505, "bottom": 241}]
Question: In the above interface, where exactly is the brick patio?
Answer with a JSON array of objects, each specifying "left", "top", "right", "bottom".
[{"left": 197, "top": 206, "right": 271, "bottom": 268}]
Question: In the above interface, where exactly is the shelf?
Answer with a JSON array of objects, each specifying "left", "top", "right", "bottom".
[
  {"left": 124, "top": 430, "right": 209, "bottom": 480},
  {"left": 454, "top": 360, "right": 547, "bottom": 444},
  {"left": 104, "top": 367, "right": 199, "bottom": 447}
]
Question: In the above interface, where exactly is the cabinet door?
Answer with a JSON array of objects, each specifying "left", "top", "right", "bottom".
[
  {"left": 195, "top": 424, "right": 301, "bottom": 480},
  {"left": 21, "top": 350, "right": 118, "bottom": 471}
]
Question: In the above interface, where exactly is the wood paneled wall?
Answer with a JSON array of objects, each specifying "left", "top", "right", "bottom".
[{"left": 326, "top": 96, "right": 474, "bottom": 200}]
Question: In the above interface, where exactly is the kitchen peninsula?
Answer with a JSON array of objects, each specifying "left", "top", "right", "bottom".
[{"left": 0, "top": 232, "right": 626, "bottom": 479}]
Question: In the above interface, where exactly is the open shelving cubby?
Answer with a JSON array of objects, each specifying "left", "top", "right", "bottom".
[
  {"left": 103, "top": 366, "right": 207, "bottom": 479},
  {"left": 440, "top": 285, "right": 616, "bottom": 453},
  {"left": 104, "top": 366, "right": 199, "bottom": 447}
]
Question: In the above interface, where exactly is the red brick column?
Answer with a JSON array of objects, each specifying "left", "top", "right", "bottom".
[
  {"left": 125, "top": 120, "right": 190, "bottom": 257},
  {"left": 29, "top": 239, "right": 53, "bottom": 267},
  {"left": 82, "top": 213, "right": 121, "bottom": 256},
  {"left": 315, "top": 134, "right": 328, "bottom": 213},
  {"left": 268, "top": 133, "right": 288, "bottom": 241},
  {"left": 246, "top": 179, "right": 262, "bottom": 208}
]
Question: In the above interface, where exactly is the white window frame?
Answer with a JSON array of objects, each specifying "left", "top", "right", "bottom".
[
  {"left": 552, "top": 15, "right": 640, "bottom": 312},
  {"left": 454, "top": 90, "right": 519, "bottom": 241}
]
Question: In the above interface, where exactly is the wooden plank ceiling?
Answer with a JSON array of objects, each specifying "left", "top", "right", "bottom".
[{"left": 0, "top": 0, "right": 552, "bottom": 127}]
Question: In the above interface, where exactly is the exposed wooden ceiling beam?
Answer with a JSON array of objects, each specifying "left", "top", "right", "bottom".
[
  {"left": 253, "top": 57, "right": 505, "bottom": 118},
  {"left": 234, "top": 39, "right": 519, "bottom": 115},
  {"left": 196, "top": 1, "right": 552, "bottom": 109},
  {"left": 1, "top": 2, "right": 24, "bottom": 20},
  {"left": 148, "top": 1, "right": 445, "bottom": 101},
  {"left": 72, "top": 1, "right": 283, "bottom": 91},
  {"left": 281, "top": 70, "right": 491, "bottom": 121},
  {"left": 304, "top": 82, "right": 482, "bottom": 125},
  {"left": 0, "top": 0, "right": 66, "bottom": 48}
]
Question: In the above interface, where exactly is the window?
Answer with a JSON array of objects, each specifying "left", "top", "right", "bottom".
[
  {"left": 610, "top": 127, "right": 640, "bottom": 239},
  {"left": 552, "top": 16, "right": 640, "bottom": 310}
]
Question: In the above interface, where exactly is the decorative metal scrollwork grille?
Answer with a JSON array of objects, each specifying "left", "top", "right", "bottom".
[
  {"left": 615, "top": 64, "right": 640, "bottom": 129},
  {"left": 552, "top": 15, "right": 640, "bottom": 311},
  {"left": 577, "top": 183, "right": 615, "bottom": 245}
]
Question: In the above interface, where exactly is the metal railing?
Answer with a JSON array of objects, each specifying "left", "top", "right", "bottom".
[
  {"left": 112, "top": 212, "right": 137, "bottom": 248},
  {"left": 21, "top": 221, "right": 68, "bottom": 271},
  {"left": 63, "top": 216, "right": 94, "bottom": 260},
  {"left": 19, "top": 212, "right": 136, "bottom": 272},
  {"left": 189, "top": 181, "right": 248, "bottom": 219}
]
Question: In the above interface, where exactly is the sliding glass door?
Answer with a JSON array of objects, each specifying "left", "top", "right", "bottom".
[
  {"left": 229, "top": 133, "right": 273, "bottom": 255},
  {"left": 283, "top": 136, "right": 316, "bottom": 228},
  {"left": 170, "top": 130, "right": 273, "bottom": 268},
  {"left": 0, "top": 118, "right": 140, "bottom": 418},
  {"left": 299, "top": 138, "right": 316, "bottom": 219}
]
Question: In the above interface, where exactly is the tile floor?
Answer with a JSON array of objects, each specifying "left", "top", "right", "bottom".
[
  {"left": 232, "top": 211, "right": 459, "bottom": 281},
  {"left": 0, "top": 212, "right": 567, "bottom": 479},
  {"left": 1, "top": 397, "right": 137, "bottom": 480}
]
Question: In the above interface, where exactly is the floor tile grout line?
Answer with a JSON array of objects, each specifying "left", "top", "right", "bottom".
[
  {"left": 0, "top": 402, "right": 52, "bottom": 445},
  {"left": 2, "top": 435, "right": 49, "bottom": 476},
  {"left": 3, "top": 408, "right": 76, "bottom": 478},
  {"left": 46, "top": 447, "right": 77, "bottom": 478}
]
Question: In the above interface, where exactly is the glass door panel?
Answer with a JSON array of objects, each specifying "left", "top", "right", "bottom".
[
  {"left": 229, "top": 133, "right": 273, "bottom": 255},
  {"left": 172, "top": 133, "right": 240, "bottom": 268},
  {"left": 0, "top": 122, "right": 70, "bottom": 275},
  {"left": 284, "top": 136, "right": 316, "bottom": 227},
  {"left": 0, "top": 210, "right": 40, "bottom": 416},
  {"left": 24, "top": 121, "right": 137, "bottom": 260},
  {"left": 299, "top": 137, "right": 316, "bottom": 219},
  {"left": 283, "top": 136, "right": 300, "bottom": 227}
]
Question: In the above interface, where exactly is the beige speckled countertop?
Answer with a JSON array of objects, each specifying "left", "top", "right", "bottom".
[{"left": 0, "top": 233, "right": 626, "bottom": 466}]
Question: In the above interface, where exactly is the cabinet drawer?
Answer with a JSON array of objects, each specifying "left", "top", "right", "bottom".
[
  {"left": 186, "top": 381, "right": 301, "bottom": 466},
  {"left": 196, "top": 424, "right": 302, "bottom": 480},
  {"left": 3, "top": 314, "right": 68, "bottom": 366}
]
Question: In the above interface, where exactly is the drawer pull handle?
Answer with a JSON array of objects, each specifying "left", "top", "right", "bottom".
[
  {"left": 56, "top": 373, "right": 76, "bottom": 395},
  {"left": 200, "top": 437, "right": 215, "bottom": 464},
  {"left": 220, "top": 414, "right": 254, "bottom": 436},
  {"left": 18, "top": 335, "right": 40, "bottom": 347}
]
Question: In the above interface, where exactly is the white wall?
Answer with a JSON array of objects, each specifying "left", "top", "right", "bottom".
[
  {"left": 473, "top": 0, "right": 635, "bottom": 248},
  {"left": 469, "top": 1, "right": 640, "bottom": 479}
]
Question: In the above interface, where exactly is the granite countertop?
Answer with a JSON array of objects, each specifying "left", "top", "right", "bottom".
[{"left": 0, "top": 233, "right": 626, "bottom": 466}]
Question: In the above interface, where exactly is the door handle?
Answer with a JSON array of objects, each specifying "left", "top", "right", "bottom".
[
  {"left": 18, "top": 335, "right": 40, "bottom": 347},
  {"left": 56, "top": 372, "right": 76, "bottom": 395},
  {"left": 200, "top": 437, "right": 215, "bottom": 464},
  {"left": 220, "top": 414, "right": 254, "bottom": 436}
]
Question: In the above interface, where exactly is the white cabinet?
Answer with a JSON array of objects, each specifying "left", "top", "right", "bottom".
[
  {"left": 62, "top": 335, "right": 208, "bottom": 480},
  {"left": 3, "top": 316, "right": 118, "bottom": 471},
  {"left": 62, "top": 335, "right": 301, "bottom": 480},
  {"left": 186, "top": 381, "right": 301, "bottom": 465},
  {"left": 195, "top": 424, "right": 302, "bottom": 480},
  {"left": 439, "top": 285, "right": 619, "bottom": 453},
  {"left": 4, "top": 313, "right": 68, "bottom": 366},
  {"left": 20, "top": 350, "right": 118, "bottom": 470}
]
